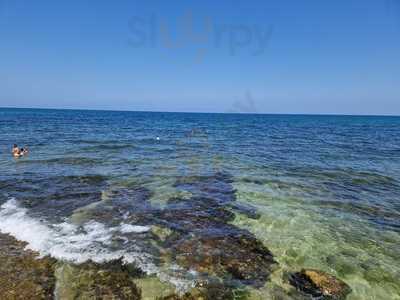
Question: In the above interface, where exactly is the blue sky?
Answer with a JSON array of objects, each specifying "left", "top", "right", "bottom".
[{"left": 0, "top": 0, "right": 399, "bottom": 115}]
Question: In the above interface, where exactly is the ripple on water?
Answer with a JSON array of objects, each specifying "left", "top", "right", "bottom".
[{"left": 231, "top": 180, "right": 400, "bottom": 299}]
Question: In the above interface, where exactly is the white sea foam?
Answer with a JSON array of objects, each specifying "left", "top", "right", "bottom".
[
  {"left": 0, "top": 198, "right": 195, "bottom": 292},
  {"left": 120, "top": 223, "right": 150, "bottom": 233},
  {"left": 0, "top": 198, "right": 132, "bottom": 263}
]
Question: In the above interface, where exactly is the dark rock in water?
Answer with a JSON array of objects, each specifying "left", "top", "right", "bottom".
[
  {"left": 55, "top": 259, "right": 142, "bottom": 300},
  {"left": 228, "top": 202, "right": 261, "bottom": 220},
  {"left": 154, "top": 173, "right": 278, "bottom": 288},
  {"left": 6, "top": 174, "right": 108, "bottom": 223},
  {"left": 158, "top": 205, "right": 236, "bottom": 235},
  {"left": 173, "top": 173, "right": 236, "bottom": 205},
  {"left": 80, "top": 185, "right": 155, "bottom": 226},
  {"left": 106, "top": 186, "right": 153, "bottom": 213},
  {"left": 65, "top": 172, "right": 276, "bottom": 294},
  {"left": 160, "top": 281, "right": 247, "bottom": 300},
  {"left": 151, "top": 225, "right": 175, "bottom": 242},
  {"left": 0, "top": 233, "right": 57, "bottom": 299},
  {"left": 289, "top": 269, "right": 351, "bottom": 299},
  {"left": 171, "top": 233, "right": 276, "bottom": 287}
]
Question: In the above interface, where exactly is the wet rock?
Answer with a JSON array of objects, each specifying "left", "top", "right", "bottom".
[
  {"left": 72, "top": 185, "right": 155, "bottom": 227},
  {"left": 289, "top": 269, "right": 351, "bottom": 299},
  {"left": 55, "top": 259, "right": 142, "bottom": 300},
  {"left": 160, "top": 292, "right": 199, "bottom": 300},
  {"left": 8, "top": 174, "right": 108, "bottom": 223},
  {"left": 151, "top": 225, "right": 174, "bottom": 242},
  {"left": 158, "top": 206, "right": 236, "bottom": 234},
  {"left": 106, "top": 186, "right": 153, "bottom": 211},
  {"left": 66, "top": 172, "right": 276, "bottom": 295},
  {"left": 157, "top": 174, "right": 257, "bottom": 236},
  {"left": 153, "top": 173, "right": 278, "bottom": 289},
  {"left": 245, "top": 284, "right": 306, "bottom": 300},
  {"left": 228, "top": 202, "right": 261, "bottom": 220},
  {"left": 134, "top": 276, "right": 176, "bottom": 299},
  {"left": 160, "top": 281, "right": 243, "bottom": 300},
  {"left": 171, "top": 233, "right": 276, "bottom": 287},
  {"left": 173, "top": 173, "right": 236, "bottom": 205},
  {"left": 0, "top": 233, "right": 57, "bottom": 299}
]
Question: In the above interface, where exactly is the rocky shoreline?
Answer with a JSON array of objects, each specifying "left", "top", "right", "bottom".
[
  {"left": 0, "top": 233, "right": 56, "bottom": 299},
  {"left": 0, "top": 232, "right": 254, "bottom": 300},
  {"left": 0, "top": 172, "right": 352, "bottom": 299},
  {"left": 0, "top": 230, "right": 351, "bottom": 300}
]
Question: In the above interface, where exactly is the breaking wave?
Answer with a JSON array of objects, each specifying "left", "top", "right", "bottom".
[{"left": 0, "top": 198, "right": 194, "bottom": 292}]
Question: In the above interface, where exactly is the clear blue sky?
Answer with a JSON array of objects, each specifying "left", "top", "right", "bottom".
[{"left": 1, "top": 0, "right": 399, "bottom": 115}]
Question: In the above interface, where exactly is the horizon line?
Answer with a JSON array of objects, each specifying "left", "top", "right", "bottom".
[{"left": 1, "top": 106, "right": 399, "bottom": 118}]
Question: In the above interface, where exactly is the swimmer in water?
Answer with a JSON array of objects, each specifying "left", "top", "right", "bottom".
[
  {"left": 12, "top": 144, "right": 28, "bottom": 157},
  {"left": 20, "top": 148, "right": 29, "bottom": 155},
  {"left": 12, "top": 144, "right": 20, "bottom": 157}
]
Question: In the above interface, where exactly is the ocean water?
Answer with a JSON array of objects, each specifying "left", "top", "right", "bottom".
[{"left": 0, "top": 108, "right": 400, "bottom": 299}]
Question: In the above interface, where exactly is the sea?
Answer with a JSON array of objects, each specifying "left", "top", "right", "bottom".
[{"left": 0, "top": 108, "right": 399, "bottom": 299}]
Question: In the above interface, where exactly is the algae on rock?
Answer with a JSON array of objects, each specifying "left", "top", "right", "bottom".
[
  {"left": 55, "top": 259, "right": 143, "bottom": 300},
  {"left": 0, "top": 233, "right": 57, "bottom": 300}
]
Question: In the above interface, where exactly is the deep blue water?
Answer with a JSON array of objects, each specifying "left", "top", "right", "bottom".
[{"left": 1, "top": 108, "right": 400, "bottom": 298}]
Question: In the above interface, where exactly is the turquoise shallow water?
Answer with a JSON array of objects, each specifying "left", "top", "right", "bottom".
[{"left": 0, "top": 108, "right": 400, "bottom": 298}]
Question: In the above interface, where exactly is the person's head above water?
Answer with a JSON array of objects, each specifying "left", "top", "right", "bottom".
[{"left": 12, "top": 144, "right": 20, "bottom": 157}]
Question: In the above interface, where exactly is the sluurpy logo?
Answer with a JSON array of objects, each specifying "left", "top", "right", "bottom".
[{"left": 127, "top": 10, "right": 273, "bottom": 62}]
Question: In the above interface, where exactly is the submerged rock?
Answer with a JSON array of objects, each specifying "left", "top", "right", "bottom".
[
  {"left": 55, "top": 172, "right": 276, "bottom": 297},
  {"left": 289, "top": 269, "right": 351, "bottom": 299},
  {"left": 13, "top": 175, "right": 108, "bottom": 223},
  {"left": 151, "top": 225, "right": 174, "bottom": 242},
  {"left": 133, "top": 276, "right": 176, "bottom": 300},
  {"left": 158, "top": 173, "right": 278, "bottom": 287},
  {"left": 160, "top": 281, "right": 247, "bottom": 300},
  {"left": 0, "top": 233, "right": 57, "bottom": 299},
  {"left": 171, "top": 233, "right": 276, "bottom": 287},
  {"left": 227, "top": 202, "right": 261, "bottom": 220},
  {"left": 55, "top": 259, "right": 142, "bottom": 300}
]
